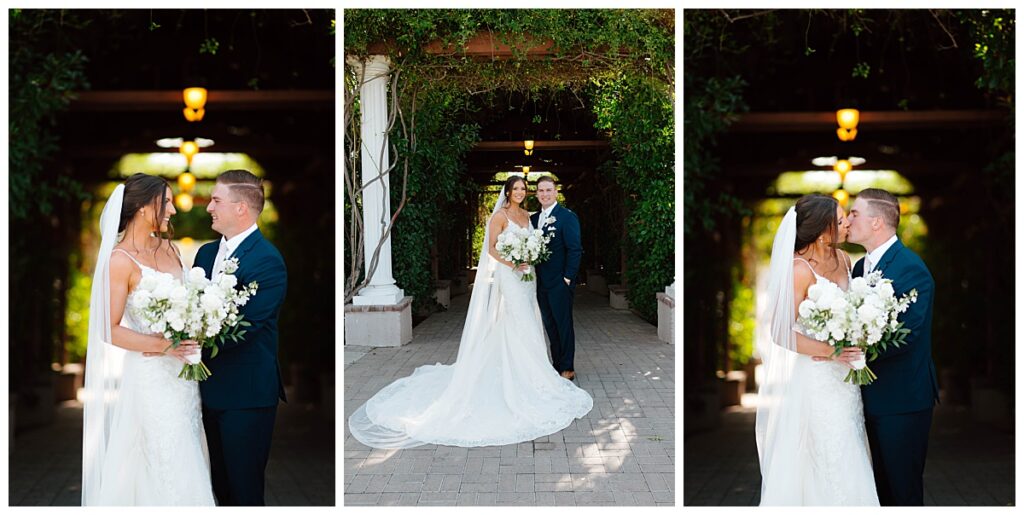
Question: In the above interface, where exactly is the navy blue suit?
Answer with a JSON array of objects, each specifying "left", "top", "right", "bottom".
[
  {"left": 195, "top": 229, "right": 287, "bottom": 506},
  {"left": 854, "top": 239, "right": 938, "bottom": 506},
  {"left": 531, "top": 204, "right": 582, "bottom": 373}
]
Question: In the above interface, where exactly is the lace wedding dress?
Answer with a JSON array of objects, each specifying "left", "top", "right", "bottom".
[
  {"left": 348, "top": 212, "right": 593, "bottom": 448},
  {"left": 756, "top": 207, "right": 879, "bottom": 506},
  {"left": 85, "top": 249, "right": 215, "bottom": 505}
]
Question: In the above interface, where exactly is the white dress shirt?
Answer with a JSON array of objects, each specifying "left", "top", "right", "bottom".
[
  {"left": 865, "top": 234, "right": 898, "bottom": 275},
  {"left": 538, "top": 202, "right": 557, "bottom": 228},
  {"left": 213, "top": 223, "right": 259, "bottom": 278}
]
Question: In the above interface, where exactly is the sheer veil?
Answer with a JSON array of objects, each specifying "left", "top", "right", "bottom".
[
  {"left": 81, "top": 184, "right": 128, "bottom": 505},
  {"left": 754, "top": 206, "right": 803, "bottom": 503},
  {"left": 347, "top": 186, "right": 511, "bottom": 448},
  {"left": 453, "top": 185, "right": 507, "bottom": 362}
]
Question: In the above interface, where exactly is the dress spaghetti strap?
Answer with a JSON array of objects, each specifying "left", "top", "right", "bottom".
[
  {"left": 792, "top": 257, "right": 820, "bottom": 278},
  {"left": 112, "top": 248, "right": 145, "bottom": 269}
]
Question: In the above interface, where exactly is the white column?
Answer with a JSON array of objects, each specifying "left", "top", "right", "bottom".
[{"left": 349, "top": 55, "right": 404, "bottom": 306}]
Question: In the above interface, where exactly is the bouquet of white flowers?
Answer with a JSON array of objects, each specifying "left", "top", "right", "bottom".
[
  {"left": 797, "top": 270, "right": 918, "bottom": 385},
  {"left": 495, "top": 219, "right": 556, "bottom": 282},
  {"left": 129, "top": 258, "right": 259, "bottom": 381}
]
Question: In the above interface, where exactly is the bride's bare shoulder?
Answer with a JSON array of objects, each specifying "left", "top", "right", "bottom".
[
  {"left": 792, "top": 259, "right": 815, "bottom": 285},
  {"left": 108, "top": 248, "right": 137, "bottom": 277}
]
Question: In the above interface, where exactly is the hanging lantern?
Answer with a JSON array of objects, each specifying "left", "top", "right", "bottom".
[
  {"left": 833, "top": 189, "right": 850, "bottom": 207},
  {"left": 177, "top": 171, "right": 197, "bottom": 193},
  {"left": 179, "top": 140, "right": 200, "bottom": 166},
  {"left": 175, "top": 192, "right": 194, "bottom": 212},
  {"left": 836, "top": 108, "right": 859, "bottom": 141},
  {"left": 522, "top": 166, "right": 530, "bottom": 177},
  {"left": 833, "top": 159, "right": 852, "bottom": 183},
  {"left": 183, "top": 87, "right": 208, "bottom": 122},
  {"left": 523, "top": 139, "right": 534, "bottom": 156}
]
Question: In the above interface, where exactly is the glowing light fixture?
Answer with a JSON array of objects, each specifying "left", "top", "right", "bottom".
[
  {"left": 523, "top": 139, "right": 534, "bottom": 156},
  {"left": 183, "top": 87, "right": 208, "bottom": 122},
  {"left": 175, "top": 192, "right": 194, "bottom": 212},
  {"left": 834, "top": 159, "right": 853, "bottom": 183},
  {"left": 179, "top": 140, "right": 200, "bottom": 166},
  {"left": 522, "top": 166, "right": 531, "bottom": 176},
  {"left": 836, "top": 108, "right": 859, "bottom": 141},
  {"left": 177, "top": 171, "right": 197, "bottom": 192},
  {"left": 833, "top": 188, "right": 850, "bottom": 207}
]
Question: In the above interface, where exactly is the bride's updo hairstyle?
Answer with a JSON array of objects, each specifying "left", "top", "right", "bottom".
[
  {"left": 501, "top": 175, "right": 528, "bottom": 208},
  {"left": 118, "top": 173, "right": 175, "bottom": 241},
  {"left": 794, "top": 193, "right": 840, "bottom": 272}
]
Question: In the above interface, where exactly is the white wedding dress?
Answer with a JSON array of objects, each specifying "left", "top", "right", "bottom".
[
  {"left": 88, "top": 250, "right": 216, "bottom": 505},
  {"left": 756, "top": 207, "right": 878, "bottom": 506},
  {"left": 348, "top": 212, "right": 593, "bottom": 448}
]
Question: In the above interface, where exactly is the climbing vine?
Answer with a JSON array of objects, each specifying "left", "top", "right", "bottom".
[{"left": 345, "top": 9, "right": 674, "bottom": 320}]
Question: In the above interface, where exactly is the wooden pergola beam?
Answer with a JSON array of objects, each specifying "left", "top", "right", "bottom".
[
  {"left": 730, "top": 110, "right": 1008, "bottom": 132},
  {"left": 68, "top": 90, "right": 334, "bottom": 111}
]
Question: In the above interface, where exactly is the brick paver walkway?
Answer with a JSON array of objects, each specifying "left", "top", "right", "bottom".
[
  {"left": 343, "top": 290, "right": 675, "bottom": 506},
  {"left": 684, "top": 402, "right": 1013, "bottom": 506},
  {"left": 9, "top": 398, "right": 334, "bottom": 506}
]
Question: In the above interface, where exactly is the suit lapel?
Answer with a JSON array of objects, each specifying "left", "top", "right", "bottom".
[
  {"left": 853, "top": 257, "right": 865, "bottom": 278},
  {"left": 230, "top": 229, "right": 264, "bottom": 264},
  {"left": 874, "top": 239, "right": 904, "bottom": 277},
  {"left": 546, "top": 204, "right": 562, "bottom": 234}
]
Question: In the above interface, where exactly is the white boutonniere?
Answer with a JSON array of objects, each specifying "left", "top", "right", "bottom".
[
  {"left": 223, "top": 257, "right": 240, "bottom": 275},
  {"left": 544, "top": 216, "right": 557, "bottom": 229}
]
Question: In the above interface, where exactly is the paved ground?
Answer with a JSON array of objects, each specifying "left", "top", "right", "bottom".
[
  {"left": 8, "top": 397, "right": 334, "bottom": 506},
  {"left": 343, "top": 290, "right": 675, "bottom": 506},
  {"left": 684, "top": 400, "right": 1014, "bottom": 506}
]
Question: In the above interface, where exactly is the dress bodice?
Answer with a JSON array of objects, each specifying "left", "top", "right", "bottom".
[{"left": 115, "top": 249, "right": 186, "bottom": 333}]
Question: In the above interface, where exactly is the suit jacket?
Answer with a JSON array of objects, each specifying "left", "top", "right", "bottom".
[
  {"left": 530, "top": 203, "right": 583, "bottom": 290},
  {"left": 855, "top": 239, "right": 939, "bottom": 416},
  {"left": 196, "top": 229, "right": 288, "bottom": 410}
]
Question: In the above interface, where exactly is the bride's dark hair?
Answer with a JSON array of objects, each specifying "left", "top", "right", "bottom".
[
  {"left": 794, "top": 194, "right": 840, "bottom": 273},
  {"left": 501, "top": 175, "right": 528, "bottom": 208},
  {"left": 118, "top": 173, "right": 175, "bottom": 250}
]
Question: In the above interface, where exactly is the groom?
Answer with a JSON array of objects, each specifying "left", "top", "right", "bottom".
[
  {"left": 530, "top": 176, "right": 582, "bottom": 380},
  {"left": 846, "top": 188, "right": 939, "bottom": 506},
  {"left": 196, "top": 170, "right": 288, "bottom": 505}
]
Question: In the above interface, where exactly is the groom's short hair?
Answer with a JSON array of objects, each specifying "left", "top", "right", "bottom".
[
  {"left": 857, "top": 188, "right": 900, "bottom": 230},
  {"left": 536, "top": 176, "right": 556, "bottom": 187},
  {"left": 217, "top": 170, "right": 265, "bottom": 214}
]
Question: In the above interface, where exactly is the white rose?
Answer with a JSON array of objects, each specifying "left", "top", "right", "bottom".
[
  {"left": 876, "top": 281, "right": 895, "bottom": 299},
  {"left": 806, "top": 282, "right": 823, "bottom": 302},
  {"left": 188, "top": 267, "right": 208, "bottom": 284},
  {"left": 137, "top": 273, "right": 159, "bottom": 292},
  {"left": 828, "top": 297, "right": 849, "bottom": 313},
  {"left": 169, "top": 284, "right": 188, "bottom": 302},
  {"left": 152, "top": 281, "right": 172, "bottom": 301},
  {"left": 132, "top": 290, "right": 153, "bottom": 308},
  {"left": 798, "top": 300, "right": 815, "bottom": 318},
  {"left": 201, "top": 291, "right": 225, "bottom": 312},
  {"left": 150, "top": 320, "right": 167, "bottom": 334},
  {"left": 217, "top": 273, "right": 238, "bottom": 290},
  {"left": 829, "top": 327, "right": 846, "bottom": 341},
  {"left": 850, "top": 277, "right": 870, "bottom": 294},
  {"left": 816, "top": 284, "right": 839, "bottom": 309},
  {"left": 857, "top": 304, "right": 881, "bottom": 324}
]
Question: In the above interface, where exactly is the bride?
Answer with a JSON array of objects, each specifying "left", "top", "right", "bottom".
[
  {"left": 81, "top": 173, "right": 215, "bottom": 505},
  {"left": 348, "top": 175, "right": 593, "bottom": 448},
  {"left": 756, "top": 194, "right": 879, "bottom": 505}
]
